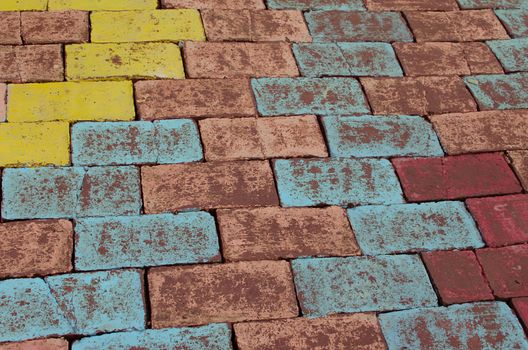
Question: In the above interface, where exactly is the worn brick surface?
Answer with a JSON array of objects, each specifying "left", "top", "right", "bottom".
[
  {"left": 488, "top": 38, "right": 528, "bottom": 72},
  {"left": 495, "top": 9, "right": 528, "bottom": 38},
  {"left": 0, "top": 339, "right": 69, "bottom": 350},
  {"left": 366, "top": 0, "right": 458, "bottom": 10},
  {"left": 512, "top": 298, "right": 528, "bottom": 329},
  {"left": 21, "top": 11, "right": 89, "bottom": 44},
  {"left": 459, "top": 0, "right": 528, "bottom": 9},
  {"left": 0, "top": 84, "right": 5, "bottom": 122},
  {"left": 162, "top": 0, "right": 265, "bottom": 8},
  {"left": 465, "top": 72, "right": 528, "bottom": 110},
  {"left": 0, "top": 45, "right": 63, "bottom": 83},
  {"left": 0, "top": 0, "right": 47, "bottom": 11},
  {"left": 0, "top": 12, "right": 21, "bottom": 44},
  {"left": 509, "top": 150, "right": 528, "bottom": 189},
  {"left": 268, "top": 0, "right": 365, "bottom": 10},
  {"left": 48, "top": 0, "right": 157, "bottom": 10}
]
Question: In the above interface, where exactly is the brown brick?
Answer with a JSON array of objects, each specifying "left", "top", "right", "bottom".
[
  {"left": 21, "top": 11, "right": 89, "bottom": 44},
  {"left": 0, "top": 12, "right": 21, "bottom": 45},
  {"left": 235, "top": 314, "right": 387, "bottom": 350},
  {"left": 217, "top": 206, "right": 360, "bottom": 261},
  {"left": 199, "top": 116, "right": 327, "bottom": 161},
  {"left": 184, "top": 42, "right": 298, "bottom": 78},
  {"left": 0, "top": 45, "right": 63, "bottom": 83},
  {"left": 509, "top": 150, "right": 528, "bottom": 190},
  {"left": 135, "top": 79, "right": 256, "bottom": 119},
  {"left": 161, "top": 0, "right": 265, "bottom": 9},
  {"left": 461, "top": 42, "right": 504, "bottom": 74},
  {"left": 0, "top": 220, "right": 73, "bottom": 279},
  {"left": 0, "top": 339, "right": 68, "bottom": 350},
  {"left": 366, "top": 0, "right": 458, "bottom": 10},
  {"left": 0, "top": 83, "right": 5, "bottom": 122},
  {"left": 141, "top": 160, "right": 279, "bottom": 212},
  {"left": 148, "top": 260, "right": 298, "bottom": 327}
]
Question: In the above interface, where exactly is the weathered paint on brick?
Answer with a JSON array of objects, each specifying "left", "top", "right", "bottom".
[
  {"left": 21, "top": 11, "right": 89, "bottom": 44},
  {"left": 75, "top": 212, "right": 220, "bottom": 270},
  {"left": 347, "top": 202, "right": 484, "bottom": 255},
  {"left": 293, "top": 42, "right": 403, "bottom": 77},
  {"left": 7, "top": 81, "right": 135, "bottom": 122},
  {"left": 495, "top": 9, "right": 528, "bottom": 38},
  {"left": 292, "top": 255, "right": 437, "bottom": 316},
  {"left": 459, "top": 0, "right": 528, "bottom": 8},
  {"left": 0, "top": 339, "right": 69, "bottom": 350},
  {"left": 509, "top": 150, "right": 528, "bottom": 190},
  {"left": 379, "top": 302, "right": 528, "bottom": 349},
  {"left": 0, "top": 12, "right": 21, "bottom": 44},
  {"left": 252, "top": 78, "right": 369, "bottom": 116},
  {"left": 465, "top": 73, "right": 528, "bottom": 110},
  {"left": 366, "top": 0, "right": 458, "bottom": 10},
  {"left": 323, "top": 115, "right": 443, "bottom": 158},
  {"left": 49, "top": 0, "right": 157, "bottom": 10},
  {"left": 0, "top": 45, "right": 63, "bottom": 83},
  {"left": 162, "top": 0, "right": 265, "bottom": 8},
  {"left": 0, "top": 84, "right": 5, "bottom": 122},
  {"left": 267, "top": 0, "right": 365, "bottom": 10},
  {"left": 0, "top": 0, "right": 46, "bottom": 11},
  {"left": 513, "top": 298, "right": 528, "bottom": 329},
  {"left": 487, "top": 38, "right": 528, "bottom": 72}
]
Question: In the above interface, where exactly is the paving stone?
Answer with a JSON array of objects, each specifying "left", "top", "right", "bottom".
[
  {"left": 477, "top": 244, "right": 528, "bottom": 298},
  {"left": 487, "top": 38, "right": 528, "bottom": 72},
  {"left": 323, "top": 115, "right": 443, "bottom": 158},
  {"left": 0, "top": 12, "right": 21, "bottom": 44},
  {"left": 135, "top": 79, "right": 256, "bottom": 119},
  {"left": 422, "top": 250, "right": 494, "bottom": 304},
  {"left": 75, "top": 212, "right": 220, "bottom": 270},
  {"left": 306, "top": 11, "right": 413, "bottom": 42},
  {"left": 509, "top": 150, "right": 528, "bottom": 189},
  {"left": 348, "top": 202, "right": 484, "bottom": 255},
  {"left": 495, "top": 9, "right": 528, "bottom": 37},
  {"left": 217, "top": 206, "right": 360, "bottom": 261},
  {"left": 379, "top": 302, "right": 528, "bottom": 350},
  {"left": 406, "top": 10, "right": 510, "bottom": 42},
  {"left": 294, "top": 42, "right": 403, "bottom": 77},
  {"left": 393, "top": 153, "right": 522, "bottom": 201},
  {"left": 292, "top": 255, "right": 437, "bottom": 316},
  {"left": 267, "top": 0, "right": 365, "bottom": 10},
  {"left": 252, "top": 78, "right": 369, "bottom": 116},
  {"left": 0, "top": 45, "right": 63, "bottom": 83},
  {"left": 361, "top": 76, "right": 477, "bottom": 115},
  {"left": 459, "top": 0, "right": 528, "bottom": 8},
  {"left": 0, "top": 339, "right": 69, "bottom": 350},
  {"left": 202, "top": 9, "right": 311, "bottom": 42},
  {"left": 162, "top": 0, "right": 264, "bottom": 8},
  {"left": 184, "top": 42, "right": 298, "bottom": 78},
  {"left": 7, "top": 81, "right": 134, "bottom": 123},
  {"left": 465, "top": 72, "right": 528, "bottom": 110},
  {"left": 0, "top": 84, "right": 5, "bottom": 122},
  {"left": 0, "top": 0, "right": 46, "bottom": 11},
  {"left": 234, "top": 314, "right": 387, "bottom": 350},
  {"left": 48, "top": 0, "right": 157, "bottom": 10},
  {"left": 462, "top": 42, "right": 505, "bottom": 74},
  {"left": 512, "top": 297, "right": 528, "bottom": 328},
  {"left": 366, "top": 0, "right": 458, "bottom": 10},
  {"left": 199, "top": 116, "right": 327, "bottom": 161},
  {"left": 21, "top": 10, "right": 89, "bottom": 44},
  {"left": 148, "top": 261, "right": 298, "bottom": 327},
  {"left": 141, "top": 161, "right": 278, "bottom": 212},
  {"left": 0, "top": 219, "right": 72, "bottom": 279},
  {"left": 91, "top": 9, "right": 205, "bottom": 43},
  {"left": 66, "top": 43, "right": 185, "bottom": 80}
]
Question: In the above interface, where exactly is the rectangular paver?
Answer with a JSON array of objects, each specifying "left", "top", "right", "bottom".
[
  {"left": 465, "top": 73, "right": 528, "bottom": 110},
  {"left": 267, "top": 0, "right": 365, "bottom": 10},
  {"left": 0, "top": 0, "right": 46, "bottom": 11},
  {"left": 0, "top": 45, "right": 63, "bottom": 83},
  {"left": 0, "top": 339, "right": 69, "bottom": 350},
  {"left": 0, "top": 12, "right": 21, "bottom": 44},
  {"left": 495, "top": 9, "right": 528, "bottom": 37},
  {"left": 459, "top": 0, "right": 528, "bottom": 8},
  {"left": 21, "top": 10, "right": 89, "bottom": 44},
  {"left": 509, "top": 150, "right": 528, "bottom": 190},
  {"left": 366, "top": 0, "right": 458, "bottom": 10},
  {"left": 0, "top": 84, "right": 5, "bottom": 122},
  {"left": 487, "top": 38, "right": 528, "bottom": 72},
  {"left": 48, "top": 0, "right": 157, "bottom": 10},
  {"left": 161, "top": 0, "right": 265, "bottom": 8}
]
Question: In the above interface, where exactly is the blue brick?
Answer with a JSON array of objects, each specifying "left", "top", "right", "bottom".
[
  {"left": 251, "top": 78, "right": 369, "bottom": 116},
  {"left": 292, "top": 255, "right": 437, "bottom": 316},
  {"left": 487, "top": 38, "right": 528, "bottom": 72},
  {"left": 459, "top": 0, "right": 527, "bottom": 9},
  {"left": 267, "top": 0, "right": 365, "bottom": 10},
  {"left": 495, "top": 10, "right": 528, "bottom": 38},
  {"left": 274, "top": 158, "right": 403, "bottom": 207},
  {"left": 379, "top": 302, "right": 528, "bottom": 350},
  {"left": 72, "top": 324, "right": 232, "bottom": 350},
  {"left": 75, "top": 212, "right": 220, "bottom": 271},
  {"left": 465, "top": 73, "right": 528, "bottom": 110},
  {"left": 155, "top": 119, "right": 202, "bottom": 164},
  {"left": 347, "top": 202, "right": 484, "bottom": 255},
  {"left": 323, "top": 115, "right": 443, "bottom": 158}
]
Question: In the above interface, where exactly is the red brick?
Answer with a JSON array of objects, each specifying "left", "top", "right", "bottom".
[
  {"left": 0, "top": 220, "right": 73, "bottom": 279},
  {"left": 0, "top": 45, "right": 63, "bottom": 83},
  {"left": 477, "top": 244, "right": 528, "bottom": 298},
  {"left": 234, "top": 314, "right": 387, "bottom": 350},
  {"left": 217, "top": 206, "right": 360, "bottom": 261},
  {"left": 0, "top": 83, "right": 5, "bottom": 122},
  {"left": 393, "top": 153, "right": 522, "bottom": 202},
  {"left": 512, "top": 297, "right": 528, "bottom": 329},
  {"left": 422, "top": 250, "right": 494, "bottom": 305},
  {"left": 361, "top": 76, "right": 477, "bottom": 115},
  {"left": 467, "top": 194, "right": 528, "bottom": 247},
  {"left": 199, "top": 115, "right": 327, "bottom": 161},
  {"left": 148, "top": 260, "right": 298, "bottom": 327},
  {"left": 202, "top": 9, "right": 311, "bottom": 42},
  {"left": 135, "top": 79, "right": 256, "bottom": 120},
  {"left": 462, "top": 42, "right": 504, "bottom": 74},
  {"left": 21, "top": 11, "right": 89, "bottom": 44},
  {"left": 161, "top": 0, "right": 265, "bottom": 9},
  {"left": 509, "top": 150, "right": 528, "bottom": 190},
  {"left": 0, "top": 338, "right": 68, "bottom": 350},
  {"left": 141, "top": 160, "right": 279, "bottom": 212},
  {"left": 366, "top": 0, "right": 458, "bottom": 10},
  {"left": 406, "top": 10, "right": 510, "bottom": 42},
  {"left": 184, "top": 42, "right": 298, "bottom": 78},
  {"left": 0, "top": 12, "right": 21, "bottom": 45}
]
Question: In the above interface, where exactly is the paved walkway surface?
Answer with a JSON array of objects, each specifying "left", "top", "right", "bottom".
[{"left": 1, "top": 0, "right": 528, "bottom": 349}]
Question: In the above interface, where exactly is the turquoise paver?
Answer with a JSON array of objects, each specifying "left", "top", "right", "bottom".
[
  {"left": 379, "top": 302, "right": 528, "bottom": 350},
  {"left": 487, "top": 38, "right": 528, "bottom": 72},
  {"left": 323, "top": 115, "right": 443, "bottom": 158},
  {"left": 251, "top": 78, "right": 370, "bottom": 116},
  {"left": 495, "top": 10, "right": 528, "bottom": 37},
  {"left": 347, "top": 202, "right": 484, "bottom": 255},
  {"left": 267, "top": 0, "right": 365, "bottom": 10},
  {"left": 459, "top": 0, "right": 528, "bottom": 9},
  {"left": 293, "top": 43, "right": 403, "bottom": 77},
  {"left": 292, "top": 255, "right": 437, "bottom": 316},
  {"left": 75, "top": 212, "right": 220, "bottom": 271},
  {"left": 72, "top": 120, "right": 202, "bottom": 166},
  {"left": 464, "top": 73, "right": 528, "bottom": 110},
  {"left": 274, "top": 158, "right": 404, "bottom": 207},
  {"left": 72, "top": 324, "right": 233, "bottom": 350}
]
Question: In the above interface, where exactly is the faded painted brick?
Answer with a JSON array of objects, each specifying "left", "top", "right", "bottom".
[
  {"left": 0, "top": 220, "right": 72, "bottom": 279},
  {"left": 0, "top": 84, "right": 5, "bottom": 122},
  {"left": 0, "top": 339, "right": 68, "bottom": 350},
  {"left": 465, "top": 73, "right": 528, "bottom": 110},
  {"left": 135, "top": 79, "right": 256, "bottom": 119},
  {"left": 488, "top": 38, "right": 528, "bottom": 72},
  {"left": 509, "top": 150, "right": 528, "bottom": 189},
  {"left": 202, "top": 9, "right": 311, "bottom": 42},
  {"left": 422, "top": 250, "right": 494, "bottom": 304},
  {"left": 142, "top": 161, "right": 278, "bottom": 212},
  {"left": 0, "top": 0, "right": 46, "bottom": 11},
  {"left": 217, "top": 206, "right": 360, "bottom": 261},
  {"left": 162, "top": 0, "right": 264, "bottom": 8},
  {"left": 21, "top": 11, "right": 89, "bottom": 44},
  {"left": 184, "top": 42, "right": 298, "bottom": 78},
  {"left": 495, "top": 9, "right": 528, "bottom": 38},
  {"left": 462, "top": 42, "right": 506, "bottom": 74},
  {"left": 252, "top": 78, "right": 369, "bottom": 116},
  {"left": 149, "top": 261, "right": 298, "bottom": 327},
  {"left": 0, "top": 45, "right": 63, "bottom": 83},
  {"left": 199, "top": 116, "right": 327, "bottom": 161},
  {"left": 513, "top": 298, "right": 528, "bottom": 329},
  {"left": 234, "top": 314, "right": 387, "bottom": 350},
  {"left": 267, "top": 0, "right": 365, "bottom": 10},
  {"left": 293, "top": 42, "right": 403, "bottom": 77},
  {"left": 72, "top": 120, "right": 202, "bottom": 165},
  {"left": 459, "top": 0, "right": 528, "bottom": 8},
  {"left": 48, "top": 0, "right": 157, "bottom": 10},
  {"left": 292, "top": 255, "right": 437, "bottom": 316},
  {"left": 379, "top": 302, "right": 528, "bottom": 350},
  {"left": 361, "top": 76, "right": 477, "bottom": 115},
  {"left": 323, "top": 115, "right": 443, "bottom": 158},
  {"left": 0, "top": 12, "right": 21, "bottom": 44},
  {"left": 366, "top": 0, "right": 458, "bottom": 10},
  {"left": 348, "top": 202, "right": 484, "bottom": 255},
  {"left": 393, "top": 153, "right": 522, "bottom": 201},
  {"left": 75, "top": 212, "right": 220, "bottom": 270}
]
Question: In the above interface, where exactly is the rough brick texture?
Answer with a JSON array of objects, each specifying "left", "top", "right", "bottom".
[
  {"left": 161, "top": 0, "right": 265, "bottom": 8},
  {"left": 509, "top": 150, "right": 528, "bottom": 189},
  {"left": 0, "top": 45, "right": 63, "bottom": 83},
  {"left": 0, "top": 84, "right": 5, "bottom": 122},
  {"left": 0, "top": 12, "right": 22, "bottom": 45},
  {"left": 21, "top": 11, "right": 89, "bottom": 44},
  {"left": 366, "top": 0, "right": 458, "bottom": 10},
  {"left": 512, "top": 298, "right": 528, "bottom": 329},
  {"left": 0, "top": 339, "right": 69, "bottom": 350},
  {"left": 268, "top": 0, "right": 365, "bottom": 10},
  {"left": 465, "top": 73, "right": 528, "bottom": 110},
  {"left": 495, "top": 9, "right": 528, "bottom": 38}
]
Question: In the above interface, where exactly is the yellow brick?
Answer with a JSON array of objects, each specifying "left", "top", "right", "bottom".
[
  {"left": 66, "top": 43, "right": 185, "bottom": 80},
  {"left": 7, "top": 81, "right": 135, "bottom": 123},
  {"left": 48, "top": 0, "right": 157, "bottom": 10},
  {"left": 0, "top": 0, "right": 47, "bottom": 11},
  {"left": 0, "top": 122, "right": 70, "bottom": 167},
  {"left": 91, "top": 10, "right": 206, "bottom": 43}
]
